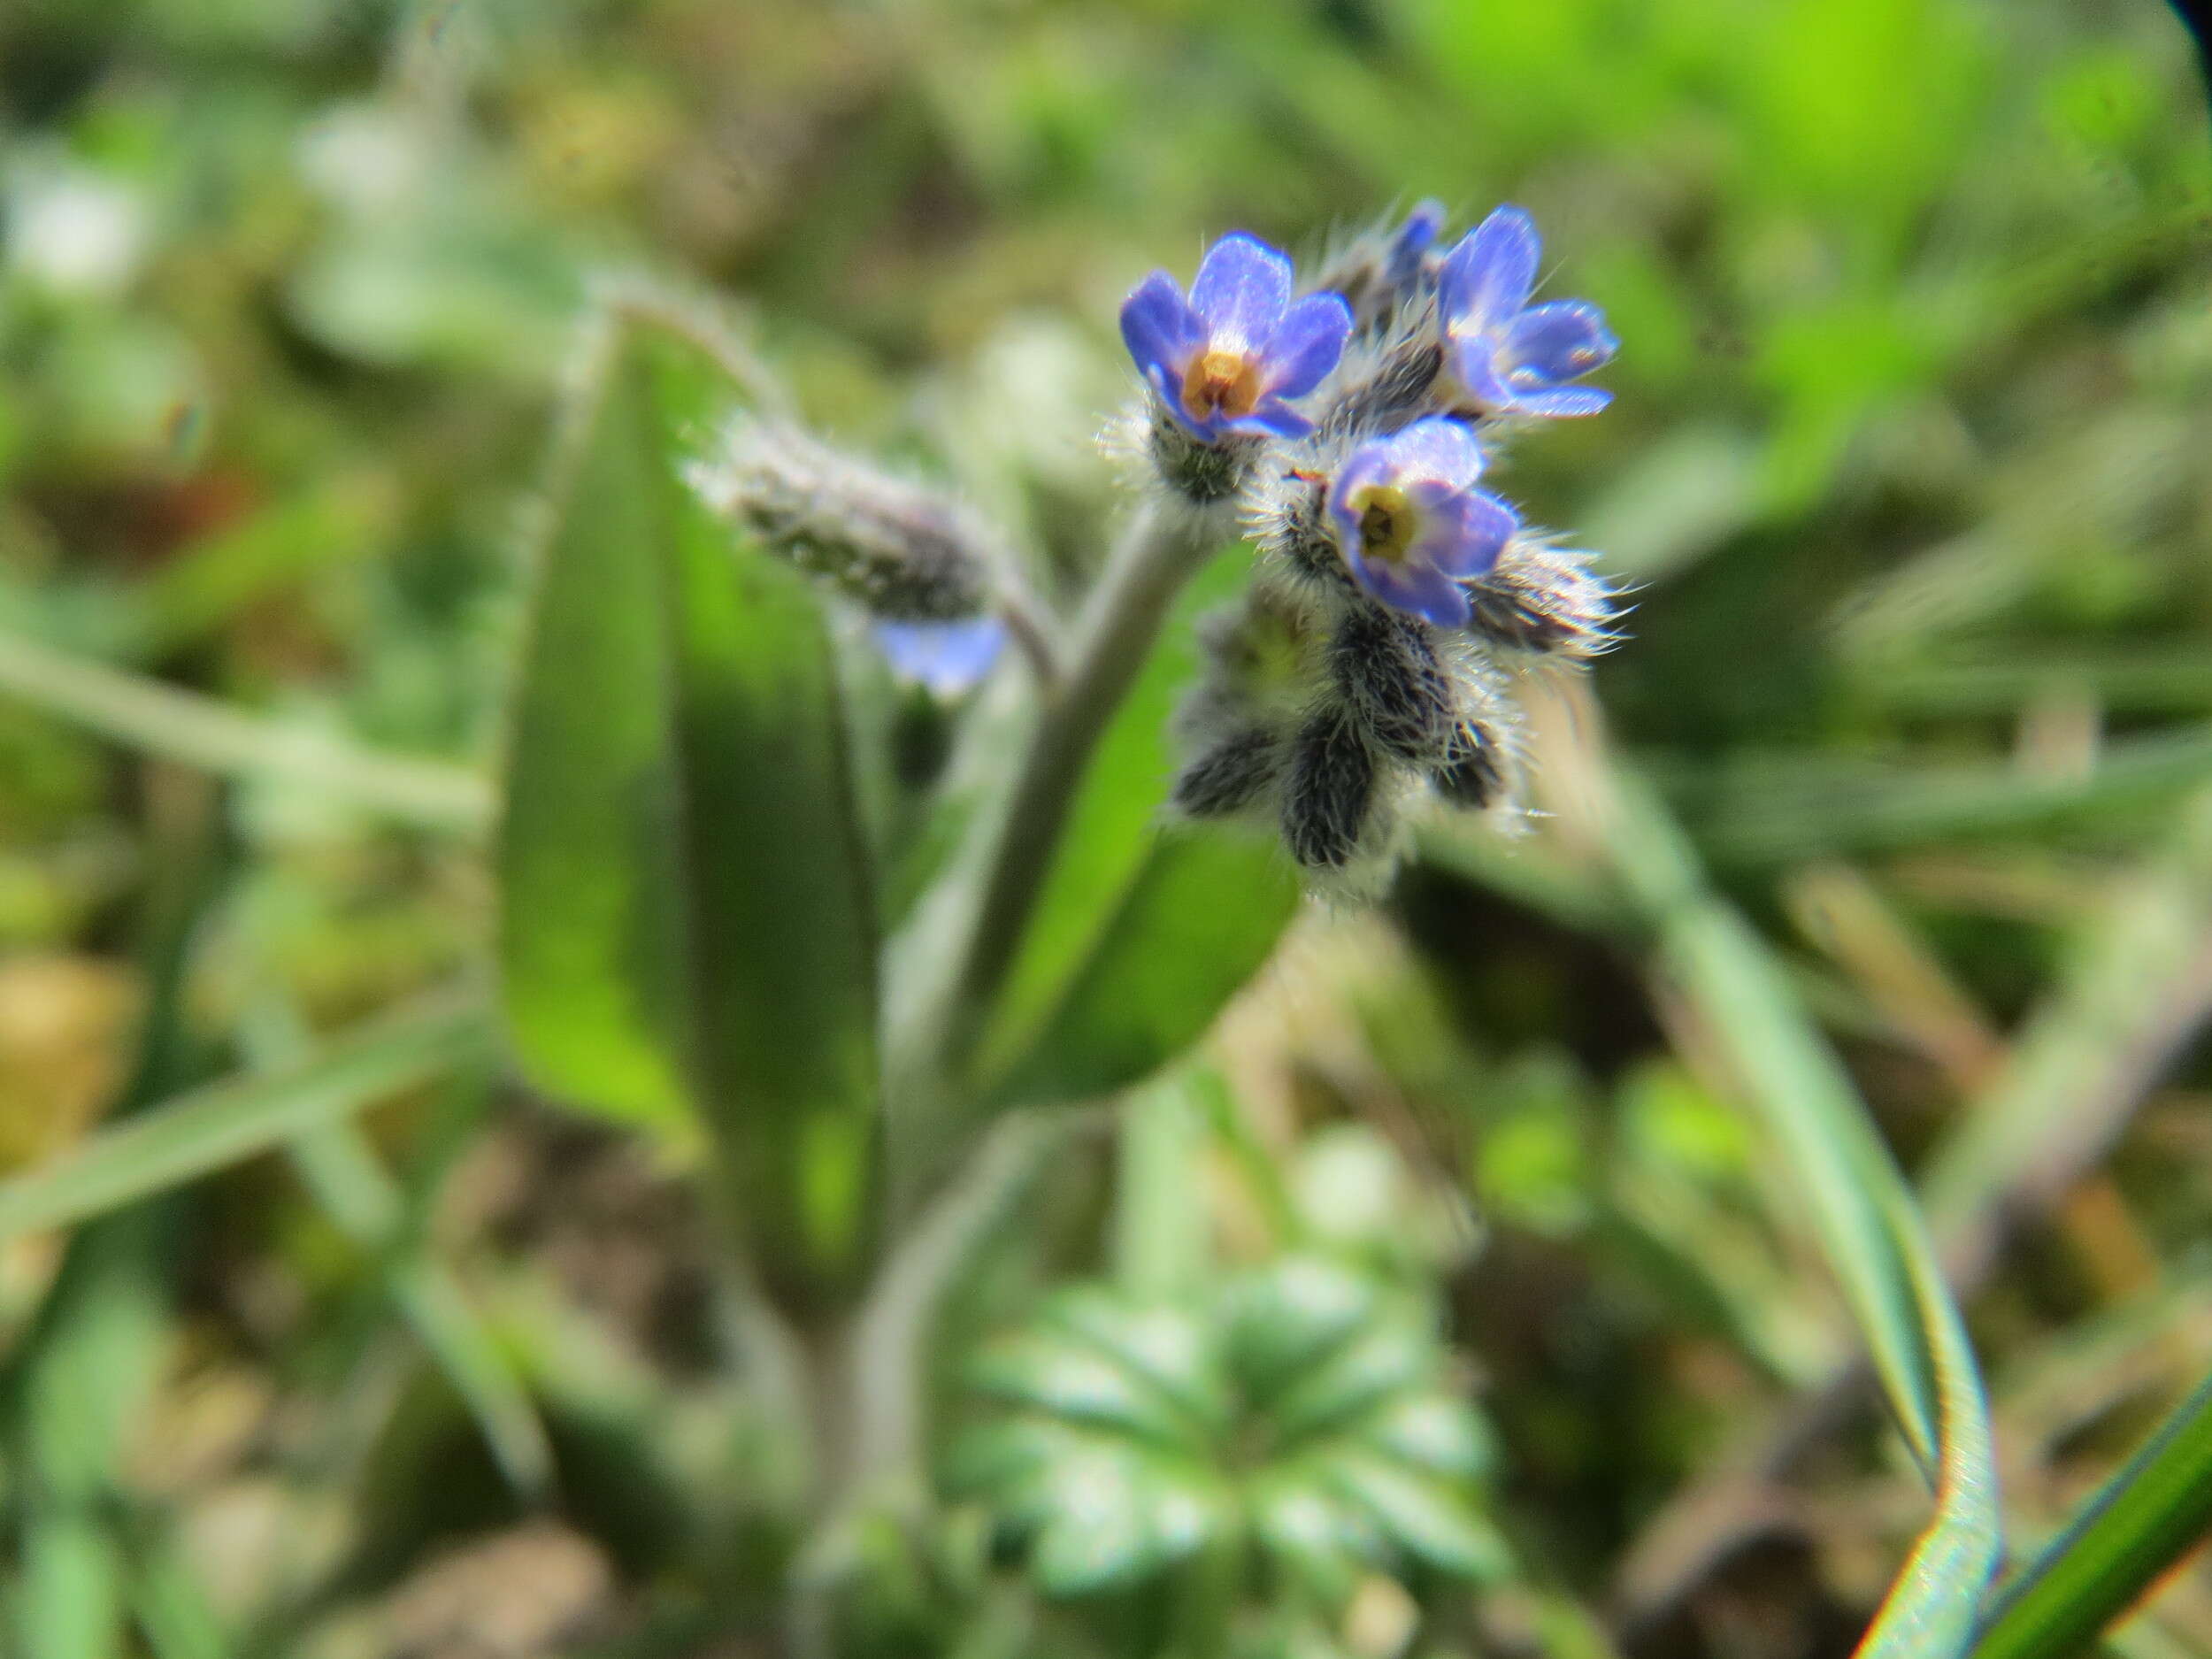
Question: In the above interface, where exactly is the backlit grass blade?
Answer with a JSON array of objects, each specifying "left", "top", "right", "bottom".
[
  {"left": 0, "top": 993, "right": 489, "bottom": 1246},
  {"left": 1666, "top": 725, "right": 2212, "bottom": 867},
  {"left": 1919, "top": 788, "right": 2212, "bottom": 1289},
  {"left": 1592, "top": 764, "right": 2001, "bottom": 1658},
  {"left": 0, "top": 629, "right": 492, "bottom": 834},
  {"left": 1969, "top": 1368, "right": 2212, "bottom": 1659}
]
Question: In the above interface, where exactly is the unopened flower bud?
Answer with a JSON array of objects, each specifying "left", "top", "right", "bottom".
[
  {"left": 1434, "top": 716, "right": 1517, "bottom": 810},
  {"left": 1329, "top": 602, "right": 1459, "bottom": 764},
  {"left": 1172, "top": 725, "right": 1284, "bottom": 818},
  {"left": 1282, "top": 707, "right": 1379, "bottom": 871},
  {"left": 1463, "top": 539, "right": 1620, "bottom": 658},
  {"left": 696, "top": 419, "right": 1001, "bottom": 621}
]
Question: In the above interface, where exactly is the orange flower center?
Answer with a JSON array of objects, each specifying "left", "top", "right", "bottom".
[{"left": 1180, "top": 348, "right": 1264, "bottom": 426}]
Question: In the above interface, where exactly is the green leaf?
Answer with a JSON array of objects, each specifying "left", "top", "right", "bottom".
[
  {"left": 1220, "top": 1256, "right": 1378, "bottom": 1401},
  {"left": 966, "top": 549, "right": 1300, "bottom": 1106},
  {"left": 1026, "top": 1441, "right": 1222, "bottom": 1596},
  {"left": 0, "top": 994, "right": 488, "bottom": 1246},
  {"left": 1363, "top": 1393, "right": 1496, "bottom": 1482},
  {"left": 988, "top": 822, "right": 1299, "bottom": 1107},
  {"left": 1595, "top": 769, "right": 2001, "bottom": 1659},
  {"left": 1969, "top": 1367, "right": 2212, "bottom": 1659},
  {"left": 1264, "top": 1323, "right": 1435, "bottom": 1450},
  {"left": 496, "top": 301, "right": 880, "bottom": 1300},
  {"left": 1249, "top": 1476, "right": 1374, "bottom": 1606},
  {"left": 970, "top": 1328, "right": 1206, "bottom": 1451},
  {"left": 1039, "top": 1290, "right": 1224, "bottom": 1433},
  {"left": 1321, "top": 1448, "right": 1511, "bottom": 1582}
]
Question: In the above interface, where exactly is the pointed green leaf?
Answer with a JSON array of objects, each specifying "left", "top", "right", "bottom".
[
  {"left": 1599, "top": 769, "right": 2001, "bottom": 1659},
  {"left": 1264, "top": 1323, "right": 1435, "bottom": 1450},
  {"left": 1025, "top": 1442, "right": 1222, "bottom": 1595},
  {"left": 989, "top": 821, "right": 1300, "bottom": 1107},
  {"left": 1363, "top": 1393, "right": 1496, "bottom": 1483},
  {"left": 496, "top": 303, "right": 880, "bottom": 1301},
  {"left": 1039, "top": 1290, "right": 1225, "bottom": 1433},
  {"left": 1220, "top": 1256, "right": 1379, "bottom": 1402},
  {"left": 1969, "top": 1367, "right": 2212, "bottom": 1659},
  {"left": 968, "top": 550, "right": 1300, "bottom": 1107},
  {"left": 1322, "top": 1448, "right": 1511, "bottom": 1582},
  {"left": 0, "top": 995, "right": 488, "bottom": 1245},
  {"left": 970, "top": 1328, "right": 1207, "bottom": 1452}
]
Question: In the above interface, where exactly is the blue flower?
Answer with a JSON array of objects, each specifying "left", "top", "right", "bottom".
[
  {"left": 1437, "top": 206, "right": 1617, "bottom": 419},
  {"left": 873, "top": 616, "right": 1004, "bottom": 697},
  {"left": 1121, "top": 234, "right": 1353, "bottom": 442},
  {"left": 1326, "top": 418, "right": 1517, "bottom": 627}
]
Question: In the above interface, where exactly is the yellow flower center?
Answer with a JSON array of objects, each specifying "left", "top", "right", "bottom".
[
  {"left": 1352, "top": 484, "right": 1416, "bottom": 565},
  {"left": 1180, "top": 347, "right": 1264, "bottom": 426}
]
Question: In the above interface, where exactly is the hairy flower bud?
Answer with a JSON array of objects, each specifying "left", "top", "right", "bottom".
[
  {"left": 695, "top": 419, "right": 1000, "bottom": 620},
  {"left": 1172, "top": 725, "right": 1285, "bottom": 818},
  {"left": 1308, "top": 200, "right": 1448, "bottom": 339},
  {"left": 1462, "top": 538, "right": 1621, "bottom": 658},
  {"left": 1142, "top": 409, "right": 1270, "bottom": 508},
  {"left": 1250, "top": 464, "right": 1357, "bottom": 598},
  {"left": 1318, "top": 334, "right": 1448, "bottom": 442},
  {"left": 1329, "top": 601, "right": 1459, "bottom": 764},
  {"left": 1434, "top": 715, "right": 1517, "bottom": 810},
  {"left": 1282, "top": 707, "right": 1379, "bottom": 871}
]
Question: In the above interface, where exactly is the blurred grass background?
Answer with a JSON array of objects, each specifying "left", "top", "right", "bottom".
[{"left": 3, "top": 0, "right": 2212, "bottom": 1655}]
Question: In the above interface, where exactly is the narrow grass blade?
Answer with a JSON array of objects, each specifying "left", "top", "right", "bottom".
[
  {"left": 1970, "top": 1368, "right": 2212, "bottom": 1659},
  {"left": 1921, "top": 788, "right": 2212, "bottom": 1289},
  {"left": 1664, "top": 724, "right": 2212, "bottom": 867},
  {"left": 288, "top": 1119, "right": 556, "bottom": 1501},
  {"left": 5, "top": 778, "right": 227, "bottom": 1659},
  {"left": 1592, "top": 764, "right": 2001, "bottom": 1658},
  {"left": 0, "top": 629, "right": 492, "bottom": 834},
  {"left": 0, "top": 993, "right": 489, "bottom": 1245}
]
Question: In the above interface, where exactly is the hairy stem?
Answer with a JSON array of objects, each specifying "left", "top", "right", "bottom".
[
  {"left": 993, "top": 578, "right": 1064, "bottom": 690},
  {"left": 787, "top": 1110, "right": 1095, "bottom": 1659},
  {"left": 935, "top": 499, "right": 1218, "bottom": 1079}
]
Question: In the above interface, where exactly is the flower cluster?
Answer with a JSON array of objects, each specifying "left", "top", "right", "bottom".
[{"left": 1125, "top": 205, "right": 1623, "bottom": 883}]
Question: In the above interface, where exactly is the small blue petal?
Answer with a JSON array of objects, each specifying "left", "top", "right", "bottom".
[
  {"left": 1261, "top": 292, "right": 1354, "bottom": 398},
  {"left": 1189, "top": 233, "right": 1294, "bottom": 350},
  {"left": 1327, "top": 446, "right": 1395, "bottom": 545},
  {"left": 1503, "top": 300, "right": 1617, "bottom": 386},
  {"left": 1438, "top": 206, "right": 1539, "bottom": 335},
  {"left": 1448, "top": 337, "right": 1515, "bottom": 410},
  {"left": 1143, "top": 360, "right": 1191, "bottom": 417},
  {"left": 1120, "top": 271, "right": 1202, "bottom": 382},
  {"left": 1409, "top": 489, "right": 1516, "bottom": 580},
  {"left": 1385, "top": 415, "right": 1485, "bottom": 485},
  {"left": 873, "top": 617, "right": 1005, "bottom": 697},
  {"left": 1509, "top": 385, "right": 1612, "bottom": 418},
  {"left": 1233, "top": 400, "right": 1315, "bottom": 439},
  {"left": 1386, "top": 199, "right": 1448, "bottom": 290},
  {"left": 1353, "top": 553, "right": 1471, "bottom": 626}
]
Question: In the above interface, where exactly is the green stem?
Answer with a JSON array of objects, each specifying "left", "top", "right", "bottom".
[{"left": 935, "top": 500, "right": 1218, "bottom": 1082}]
